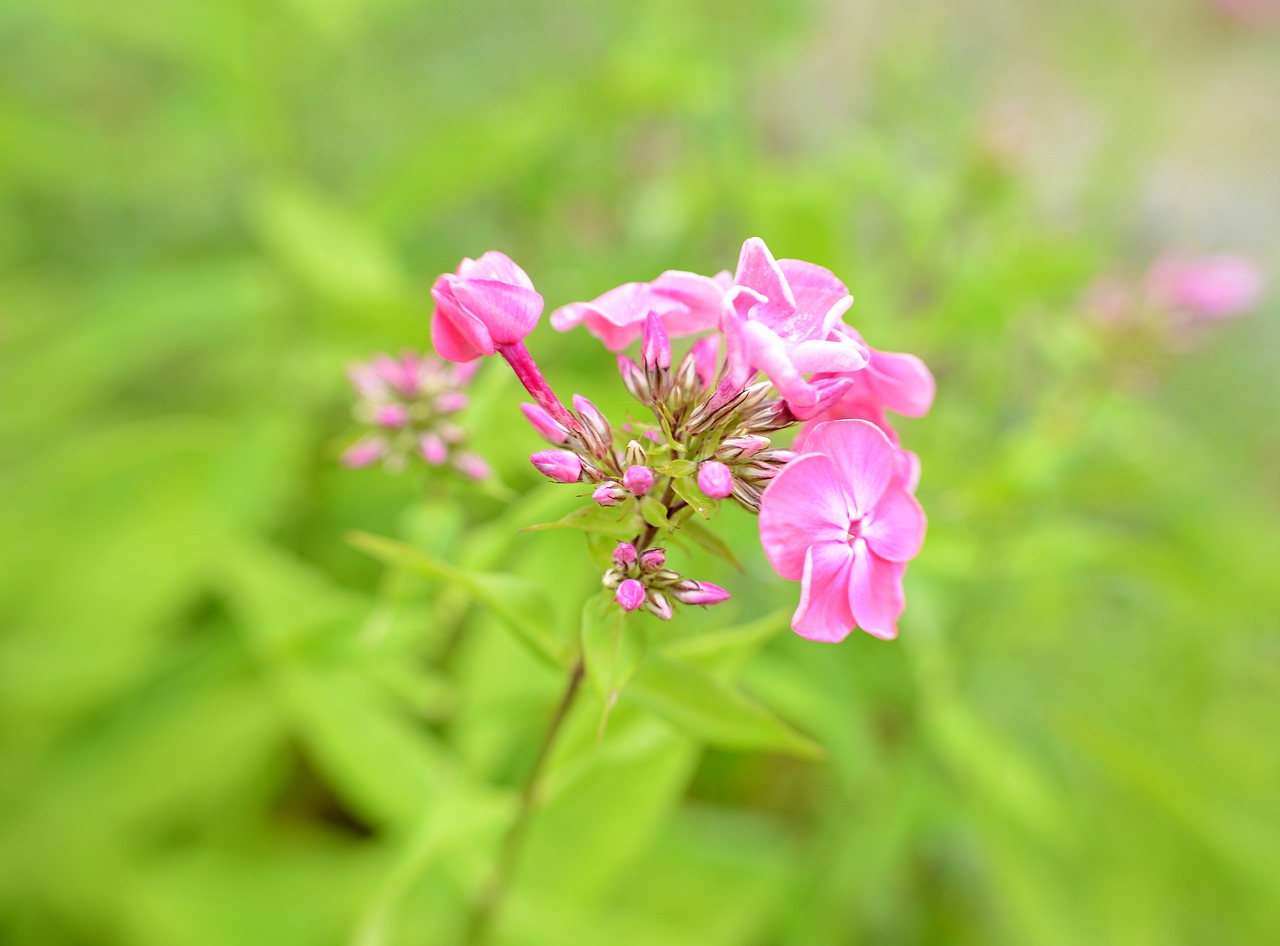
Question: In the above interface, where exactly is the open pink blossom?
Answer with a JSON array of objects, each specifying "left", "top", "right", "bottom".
[
  {"left": 1146, "top": 254, "right": 1264, "bottom": 320},
  {"left": 720, "top": 238, "right": 869, "bottom": 418},
  {"left": 759, "top": 419, "right": 926, "bottom": 642},
  {"left": 551, "top": 269, "right": 731, "bottom": 350},
  {"left": 430, "top": 252, "right": 543, "bottom": 362}
]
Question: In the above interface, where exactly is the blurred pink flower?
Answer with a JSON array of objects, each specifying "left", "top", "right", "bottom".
[
  {"left": 551, "top": 270, "right": 730, "bottom": 350},
  {"left": 1146, "top": 254, "right": 1264, "bottom": 320},
  {"left": 759, "top": 419, "right": 926, "bottom": 642},
  {"left": 1209, "top": 0, "right": 1280, "bottom": 24},
  {"left": 721, "top": 238, "right": 869, "bottom": 418},
  {"left": 430, "top": 252, "right": 543, "bottom": 362}
]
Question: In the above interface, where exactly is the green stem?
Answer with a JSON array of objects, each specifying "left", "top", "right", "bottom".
[{"left": 462, "top": 656, "right": 586, "bottom": 946}]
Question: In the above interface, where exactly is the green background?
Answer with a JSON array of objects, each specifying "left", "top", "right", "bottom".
[{"left": 2, "top": 1, "right": 1278, "bottom": 943}]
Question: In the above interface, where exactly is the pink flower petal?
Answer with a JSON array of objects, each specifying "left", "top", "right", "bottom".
[
  {"left": 734, "top": 238, "right": 795, "bottom": 311},
  {"left": 848, "top": 543, "right": 904, "bottom": 640},
  {"left": 861, "top": 485, "right": 926, "bottom": 563},
  {"left": 788, "top": 335, "right": 869, "bottom": 374},
  {"left": 742, "top": 320, "right": 820, "bottom": 410},
  {"left": 777, "top": 259, "right": 853, "bottom": 338},
  {"left": 792, "top": 542, "right": 856, "bottom": 642},
  {"left": 759, "top": 453, "right": 851, "bottom": 580},
  {"left": 457, "top": 251, "right": 536, "bottom": 291},
  {"left": 447, "top": 279, "right": 543, "bottom": 347},
  {"left": 430, "top": 306, "right": 493, "bottom": 362},
  {"left": 864, "top": 349, "right": 935, "bottom": 417},
  {"left": 801, "top": 419, "right": 895, "bottom": 519}
]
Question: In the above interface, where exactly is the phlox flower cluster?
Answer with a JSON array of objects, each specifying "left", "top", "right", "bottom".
[
  {"left": 427, "top": 239, "right": 935, "bottom": 642},
  {"left": 342, "top": 351, "right": 490, "bottom": 479}
]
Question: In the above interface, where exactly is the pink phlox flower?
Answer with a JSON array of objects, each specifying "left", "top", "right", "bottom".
[
  {"left": 720, "top": 238, "right": 869, "bottom": 418},
  {"left": 1146, "top": 254, "right": 1264, "bottom": 320},
  {"left": 759, "top": 419, "right": 926, "bottom": 642},
  {"left": 550, "top": 269, "right": 730, "bottom": 351},
  {"left": 430, "top": 251, "right": 543, "bottom": 362}
]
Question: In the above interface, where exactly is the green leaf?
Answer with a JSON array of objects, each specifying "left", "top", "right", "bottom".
[
  {"left": 639, "top": 495, "right": 671, "bottom": 530},
  {"left": 521, "top": 503, "right": 640, "bottom": 540},
  {"left": 674, "top": 518, "right": 743, "bottom": 570},
  {"left": 626, "top": 656, "right": 823, "bottom": 759},
  {"left": 669, "top": 474, "right": 716, "bottom": 520},
  {"left": 580, "top": 592, "right": 645, "bottom": 707},
  {"left": 660, "top": 608, "right": 791, "bottom": 675},
  {"left": 348, "top": 531, "right": 573, "bottom": 669},
  {"left": 656, "top": 458, "right": 697, "bottom": 478}
]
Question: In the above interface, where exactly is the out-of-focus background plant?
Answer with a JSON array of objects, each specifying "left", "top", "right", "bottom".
[{"left": 2, "top": 1, "right": 1277, "bottom": 943}]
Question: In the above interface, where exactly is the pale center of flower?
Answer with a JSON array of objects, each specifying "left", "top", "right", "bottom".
[{"left": 847, "top": 516, "right": 865, "bottom": 543}]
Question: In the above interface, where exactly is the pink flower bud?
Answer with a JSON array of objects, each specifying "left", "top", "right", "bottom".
[
  {"left": 420, "top": 434, "right": 448, "bottom": 466},
  {"left": 373, "top": 404, "right": 409, "bottom": 427},
  {"left": 623, "top": 465, "right": 654, "bottom": 496},
  {"left": 616, "top": 578, "right": 646, "bottom": 612},
  {"left": 342, "top": 438, "right": 388, "bottom": 468},
  {"left": 613, "top": 542, "right": 638, "bottom": 566},
  {"left": 572, "top": 393, "right": 613, "bottom": 458},
  {"left": 530, "top": 449, "right": 582, "bottom": 483},
  {"left": 645, "top": 589, "right": 673, "bottom": 620},
  {"left": 641, "top": 311, "right": 671, "bottom": 371},
  {"left": 435, "top": 392, "right": 469, "bottom": 413},
  {"left": 617, "top": 353, "right": 652, "bottom": 402},
  {"left": 670, "top": 581, "right": 731, "bottom": 606},
  {"left": 592, "top": 480, "right": 628, "bottom": 506},
  {"left": 696, "top": 460, "right": 733, "bottom": 499},
  {"left": 430, "top": 252, "right": 543, "bottom": 363},
  {"left": 520, "top": 402, "right": 570, "bottom": 445},
  {"left": 716, "top": 435, "right": 770, "bottom": 461},
  {"left": 454, "top": 452, "right": 491, "bottom": 480},
  {"left": 639, "top": 547, "right": 666, "bottom": 571}
]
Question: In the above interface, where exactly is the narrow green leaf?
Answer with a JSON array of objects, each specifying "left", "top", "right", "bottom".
[
  {"left": 656, "top": 458, "right": 697, "bottom": 478},
  {"left": 627, "top": 656, "right": 823, "bottom": 759},
  {"left": 580, "top": 592, "right": 645, "bottom": 702},
  {"left": 348, "top": 531, "right": 573, "bottom": 668},
  {"left": 660, "top": 608, "right": 791, "bottom": 675},
  {"left": 675, "top": 518, "right": 744, "bottom": 570},
  {"left": 520, "top": 503, "right": 640, "bottom": 540},
  {"left": 669, "top": 474, "right": 716, "bottom": 520}
]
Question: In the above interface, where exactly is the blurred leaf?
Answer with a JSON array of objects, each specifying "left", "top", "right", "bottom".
[
  {"left": 672, "top": 518, "right": 743, "bottom": 570},
  {"left": 660, "top": 608, "right": 790, "bottom": 676},
  {"left": 639, "top": 495, "right": 671, "bottom": 530},
  {"left": 348, "top": 531, "right": 573, "bottom": 668},
  {"left": 657, "top": 459, "right": 697, "bottom": 478},
  {"left": 522, "top": 503, "right": 641, "bottom": 541},
  {"left": 580, "top": 593, "right": 645, "bottom": 736},
  {"left": 627, "top": 656, "right": 822, "bottom": 759}
]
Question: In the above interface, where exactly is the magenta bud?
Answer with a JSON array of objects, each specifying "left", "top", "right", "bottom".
[
  {"left": 613, "top": 542, "right": 638, "bottom": 567},
  {"left": 616, "top": 578, "right": 646, "bottom": 612},
  {"left": 670, "top": 581, "right": 731, "bottom": 606},
  {"left": 521, "top": 402, "right": 571, "bottom": 445},
  {"left": 530, "top": 449, "right": 583, "bottom": 483},
  {"left": 717, "top": 435, "right": 770, "bottom": 461},
  {"left": 641, "top": 311, "right": 671, "bottom": 371},
  {"left": 639, "top": 548, "right": 666, "bottom": 571},
  {"left": 342, "top": 438, "right": 388, "bottom": 469},
  {"left": 435, "top": 392, "right": 468, "bottom": 413},
  {"left": 592, "top": 480, "right": 627, "bottom": 506},
  {"left": 645, "top": 589, "right": 673, "bottom": 620},
  {"left": 623, "top": 465, "right": 655, "bottom": 496},
  {"left": 372, "top": 404, "right": 409, "bottom": 427},
  {"left": 419, "top": 433, "right": 448, "bottom": 466},
  {"left": 696, "top": 460, "right": 734, "bottom": 499}
]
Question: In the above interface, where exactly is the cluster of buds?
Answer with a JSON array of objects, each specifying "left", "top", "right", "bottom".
[
  {"left": 601, "top": 542, "right": 729, "bottom": 620},
  {"left": 341, "top": 351, "right": 489, "bottom": 478}
]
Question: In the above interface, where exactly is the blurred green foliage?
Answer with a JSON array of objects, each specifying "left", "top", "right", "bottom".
[{"left": 2, "top": 0, "right": 1278, "bottom": 944}]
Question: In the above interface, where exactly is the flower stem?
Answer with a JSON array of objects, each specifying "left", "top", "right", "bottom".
[{"left": 463, "top": 655, "right": 586, "bottom": 945}]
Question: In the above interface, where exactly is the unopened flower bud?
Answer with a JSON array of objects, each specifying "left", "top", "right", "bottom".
[
  {"left": 454, "top": 452, "right": 491, "bottom": 480},
  {"left": 618, "top": 354, "right": 652, "bottom": 404},
  {"left": 616, "top": 578, "right": 646, "bottom": 612},
  {"left": 613, "top": 542, "right": 638, "bottom": 567},
  {"left": 342, "top": 438, "right": 388, "bottom": 469},
  {"left": 521, "top": 402, "right": 571, "bottom": 445},
  {"left": 644, "top": 589, "right": 673, "bottom": 620},
  {"left": 373, "top": 404, "right": 409, "bottom": 427},
  {"left": 624, "top": 439, "right": 648, "bottom": 468},
  {"left": 670, "top": 581, "right": 731, "bottom": 606},
  {"left": 716, "top": 435, "right": 770, "bottom": 461},
  {"left": 592, "top": 480, "right": 628, "bottom": 506},
  {"left": 641, "top": 311, "right": 671, "bottom": 371},
  {"left": 601, "top": 569, "right": 624, "bottom": 589},
  {"left": 530, "top": 449, "right": 583, "bottom": 483},
  {"left": 623, "top": 465, "right": 654, "bottom": 496},
  {"left": 420, "top": 433, "right": 448, "bottom": 466},
  {"left": 730, "top": 477, "right": 764, "bottom": 512},
  {"left": 434, "top": 392, "right": 469, "bottom": 414},
  {"left": 572, "top": 394, "right": 613, "bottom": 459},
  {"left": 639, "top": 548, "right": 665, "bottom": 571},
  {"left": 696, "top": 460, "right": 734, "bottom": 499}
]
